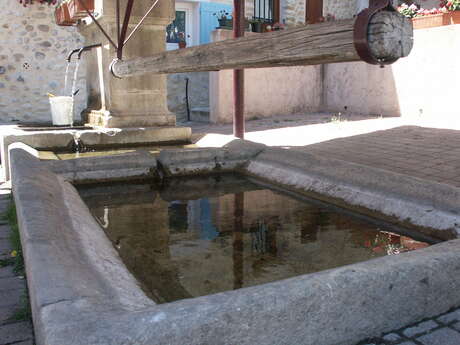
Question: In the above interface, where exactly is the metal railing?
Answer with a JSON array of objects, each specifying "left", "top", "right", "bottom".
[{"left": 253, "top": 0, "right": 274, "bottom": 23}]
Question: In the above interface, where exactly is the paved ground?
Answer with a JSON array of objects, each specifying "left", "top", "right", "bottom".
[
  {"left": 1, "top": 113, "right": 459, "bottom": 344},
  {"left": 359, "top": 309, "right": 460, "bottom": 345},
  {"left": 0, "top": 193, "right": 34, "bottom": 345},
  {"left": 297, "top": 126, "right": 460, "bottom": 188},
  {"left": 188, "top": 113, "right": 460, "bottom": 188}
]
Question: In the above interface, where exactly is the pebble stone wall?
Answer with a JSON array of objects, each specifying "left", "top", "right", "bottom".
[
  {"left": 283, "top": 0, "right": 406, "bottom": 28},
  {"left": 0, "top": 1, "right": 86, "bottom": 124},
  {"left": 282, "top": 0, "right": 360, "bottom": 28}
]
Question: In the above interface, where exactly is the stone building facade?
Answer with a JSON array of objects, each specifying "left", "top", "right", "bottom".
[{"left": 0, "top": 1, "right": 86, "bottom": 124}]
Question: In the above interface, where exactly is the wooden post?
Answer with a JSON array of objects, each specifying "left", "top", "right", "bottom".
[{"left": 111, "top": 11, "right": 413, "bottom": 78}]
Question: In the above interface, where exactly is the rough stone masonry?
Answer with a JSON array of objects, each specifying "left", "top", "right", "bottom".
[{"left": 0, "top": 1, "right": 86, "bottom": 124}]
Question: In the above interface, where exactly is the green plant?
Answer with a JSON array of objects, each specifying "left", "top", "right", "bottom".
[
  {"left": 440, "top": 0, "right": 460, "bottom": 11},
  {"left": 2, "top": 200, "right": 24, "bottom": 275},
  {"left": 11, "top": 291, "right": 32, "bottom": 322},
  {"left": 398, "top": 3, "right": 419, "bottom": 18},
  {"left": 0, "top": 199, "right": 31, "bottom": 322},
  {"left": 213, "top": 10, "right": 231, "bottom": 20}
]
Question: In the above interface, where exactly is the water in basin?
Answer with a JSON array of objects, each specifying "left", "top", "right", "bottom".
[
  {"left": 38, "top": 144, "right": 196, "bottom": 160},
  {"left": 78, "top": 174, "right": 431, "bottom": 304}
]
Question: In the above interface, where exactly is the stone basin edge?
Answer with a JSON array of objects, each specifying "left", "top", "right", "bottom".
[{"left": 8, "top": 144, "right": 460, "bottom": 345}]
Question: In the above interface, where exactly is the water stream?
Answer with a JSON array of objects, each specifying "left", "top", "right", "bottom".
[
  {"left": 71, "top": 60, "right": 80, "bottom": 98},
  {"left": 63, "top": 62, "right": 70, "bottom": 96}
]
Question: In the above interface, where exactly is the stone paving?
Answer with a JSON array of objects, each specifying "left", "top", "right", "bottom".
[
  {"left": 0, "top": 193, "right": 34, "bottom": 345},
  {"left": 297, "top": 126, "right": 460, "bottom": 188},
  {"left": 189, "top": 113, "right": 460, "bottom": 188},
  {"left": 358, "top": 308, "right": 460, "bottom": 345}
]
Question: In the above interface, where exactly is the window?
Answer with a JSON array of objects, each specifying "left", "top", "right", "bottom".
[
  {"left": 166, "top": 10, "right": 186, "bottom": 44},
  {"left": 253, "top": 0, "right": 280, "bottom": 23}
]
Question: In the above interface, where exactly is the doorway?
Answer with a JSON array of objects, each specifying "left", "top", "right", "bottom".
[{"left": 166, "top": 2, "right": 198, "bottom": 50}]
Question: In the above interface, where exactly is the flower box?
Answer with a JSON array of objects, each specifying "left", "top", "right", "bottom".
[
  {"left": 412, "top": 11, "right": 460, "bottom": 29},
  {"left": 55, "top": 3, "right": 76, "bottom": 26},
  {"left": 218, "top": 18, "right": 233, "bottom": 29},
  {"left": 68, "top": 0, "right": 94, "bottom": 20}
]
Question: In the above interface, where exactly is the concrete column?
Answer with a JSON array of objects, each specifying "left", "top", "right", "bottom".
[{"left": 79, "top": 0, "right": 175, "bottom": 128}]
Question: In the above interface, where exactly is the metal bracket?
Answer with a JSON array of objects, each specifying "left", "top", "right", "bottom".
[
  {"left": 353, "top": 0, "right": 397, "bottom": 66},
  {"left": 109, "top": 58, "right": 123, "bottom": 79},
  {"left": 78, "top": 0, "right": 160, "bottom": 64}
]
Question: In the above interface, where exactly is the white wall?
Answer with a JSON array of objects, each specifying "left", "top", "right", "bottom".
[
  {"left": 324, "top": 25, "right": 460, "bottom": 118},
  {"left": 209, "top": 29, "right": 322, "bottom": 124}
]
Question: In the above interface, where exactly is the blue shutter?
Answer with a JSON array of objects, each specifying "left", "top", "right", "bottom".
[{"left": 200, "top": 2, "right": 233, "bottom": 45}]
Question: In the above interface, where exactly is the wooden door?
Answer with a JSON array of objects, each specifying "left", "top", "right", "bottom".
[{"left": 306, "top": 0, "right": 323, "bottom": 24}]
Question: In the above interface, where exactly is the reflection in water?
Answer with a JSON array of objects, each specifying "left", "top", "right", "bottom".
[{"left": 79, "top": 175, "right": 430, "bottom": 304}]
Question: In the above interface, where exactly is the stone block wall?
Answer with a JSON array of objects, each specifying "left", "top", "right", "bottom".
[
  {"left": 283, "top": 0, "right": 401, "bottom": 28},
  {"left": 283, "top": 0, "right": 306, "bottom": 27},
  {"left": 0, "top": 1, "right": 86, "bottom": 124},
  {"left": 323, "top": 0, "right": 358, "bottom": 20}
]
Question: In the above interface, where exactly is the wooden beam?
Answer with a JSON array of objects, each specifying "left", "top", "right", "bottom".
[{"left": 111, "top": 11, "right": 413, "bottom": 78}]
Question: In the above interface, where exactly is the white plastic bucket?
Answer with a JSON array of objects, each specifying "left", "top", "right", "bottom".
[{"left": 49, "top": 96, "right": 74, "bottom": 126}]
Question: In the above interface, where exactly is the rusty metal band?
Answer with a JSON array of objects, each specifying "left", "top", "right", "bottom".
[
  {"left": 118, "top": 0, "right": 136, "bottom": 60},
  {"left": 353, "top": 0, "right": 397, "bottom": 65}
]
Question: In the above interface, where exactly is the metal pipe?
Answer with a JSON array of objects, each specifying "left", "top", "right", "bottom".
[
  {"left": 124, "top": 0, "right": 161, "bottom": 45},
  {"left": 116, "top": 0, "right": 121, "bottom": 44},
  {"left": 77, "top": 43, "right": 102, "bottom": 59},
  {"left": 263, "top": 0, "right": 266, "bottom": 22},
  {"left": 185, "top": 77, "right": 191, "bottom": 122},
  {"left": 258, "top": 0, "right": 261, "bottom": 21},
  {"left": 67, "top": 48, "right": 81, "bottom": 62},
  {"left": 233, "top": 0, "right": 245, "bottom": 139},
  {"left": 118, "top": 0, "right": 135, "bottom": 59}
]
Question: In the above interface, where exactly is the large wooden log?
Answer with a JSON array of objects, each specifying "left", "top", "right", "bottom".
[{"left": 112, "top": 11, "right": 413, "bottom": 78}]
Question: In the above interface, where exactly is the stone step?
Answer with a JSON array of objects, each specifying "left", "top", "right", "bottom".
[{"left": 190, "top": 107, "right": 209, "bottom": 123}]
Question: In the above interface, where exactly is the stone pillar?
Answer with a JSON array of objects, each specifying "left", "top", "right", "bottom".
[{"left": 79, "top": 0, "right": 175, "bottom": 128}]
